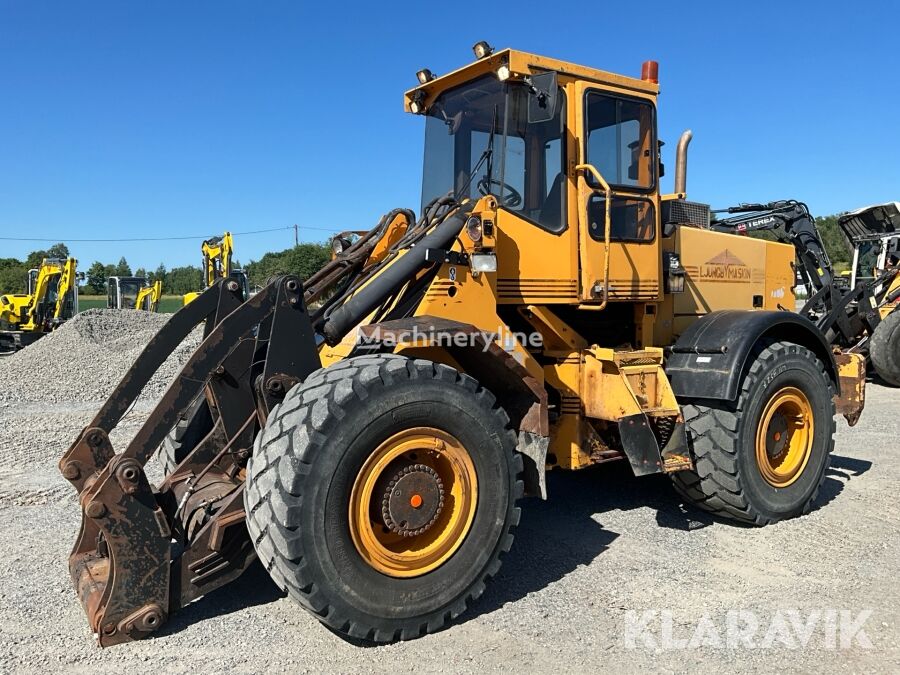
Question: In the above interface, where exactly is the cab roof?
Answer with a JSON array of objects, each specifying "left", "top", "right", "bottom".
[{"left": 404, "top": 47, "right": 659, "bottom": 112}]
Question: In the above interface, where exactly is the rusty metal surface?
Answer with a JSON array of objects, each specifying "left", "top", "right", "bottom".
[
  {"left": 834, "top": 351, "right": 867, "bottom": 427},
  {"left": 72, "top": 453, "right": 172, "bottom": 646}
]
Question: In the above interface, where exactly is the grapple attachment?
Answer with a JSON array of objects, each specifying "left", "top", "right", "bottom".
[{"left": 58, "top": 276, "right": 321, "bottom": 646}]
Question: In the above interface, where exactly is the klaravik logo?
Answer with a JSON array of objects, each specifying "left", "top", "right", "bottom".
[{"left": 699, "top": 249, "right": 751, "bottom": 281}]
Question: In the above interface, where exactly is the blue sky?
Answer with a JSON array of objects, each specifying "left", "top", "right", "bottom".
[{"left": 1, "top": 1, "right": 898, "bottom": 270}]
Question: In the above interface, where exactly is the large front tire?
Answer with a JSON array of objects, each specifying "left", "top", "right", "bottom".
[
  {"left": 671, "top": 341, "right": 836, "bottom": 525},
  {"left": 245, "top": 354, "right": 523, "bottom": 642}
]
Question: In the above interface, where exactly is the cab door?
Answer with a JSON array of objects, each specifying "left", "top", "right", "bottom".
[{"left": 574, "top": 83, "right": 661, "bottom": 303}]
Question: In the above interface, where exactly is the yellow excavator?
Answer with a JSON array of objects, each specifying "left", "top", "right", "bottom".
[
  {"left": 0, "top": 257, "right": 80, "bottom": 352},
  {"left": 107, "top": 277, "right": 162, "bottom": 312},
  {"left": 182, "top": 232, "right": 249, "bottom": 305},
  {"left": 60, "top": 44, "right": 868, "bottom": 647}
]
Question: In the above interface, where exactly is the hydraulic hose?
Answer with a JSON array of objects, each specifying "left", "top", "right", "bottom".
[{"left": 322, "top": 203, "right": 471, "bottom": 345}]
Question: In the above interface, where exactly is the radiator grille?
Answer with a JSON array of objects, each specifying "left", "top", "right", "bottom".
[{"left": 662, "top": 200, "right": 710, "bottom": 229}]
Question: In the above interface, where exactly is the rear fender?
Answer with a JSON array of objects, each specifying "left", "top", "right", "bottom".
[{"left": 665, "top": 310, "right": 839, "bottom": 400}]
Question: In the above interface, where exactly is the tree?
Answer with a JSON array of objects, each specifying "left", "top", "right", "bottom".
[
  {"left": 815, "top": 214, "right": 850, "bottom": 267},
  {"left": 165, "top": 266, "right": 203, "bottom": 295},
  {"left": 245, "top": 243, "right": 330, "bottom": 288},
  {"left": 85, "top": 261, "right": 109, "bottom": 294},
  {"left": 47, "top": 242, "right": 69, "bottom": 258},
  {"left": 115, "top": 256, "right": 132, "bottom": 276},
  {"left": 0, "top": 257, "right": 27, "bottom": 294},
  {"left": 134, "top": 267, "right": 147, "bottom": 278},
  {"left": 25, "top": 249, "right": 50, "bottom": 268}
]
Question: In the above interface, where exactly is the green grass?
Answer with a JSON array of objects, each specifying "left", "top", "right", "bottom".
[{"left": 78, "top": 295, "right": 184, "bottom": 313}]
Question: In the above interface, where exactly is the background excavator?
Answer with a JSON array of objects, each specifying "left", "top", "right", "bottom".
[
  {"left": 709, "top": 200, "right": 900, "bottom": 384},
  {"left": 107, "top": 276, "right": 162, "bottom": 312},
  {"left": 182, "top": 232, "right": 249, "bottom": 305},
  {"left": 0, "top": 257, "right": 80, "bottom": 353}
]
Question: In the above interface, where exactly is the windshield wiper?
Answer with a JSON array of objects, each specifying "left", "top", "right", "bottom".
[{"left": 455, "top": 105, "right": 497, "bottom": 202}]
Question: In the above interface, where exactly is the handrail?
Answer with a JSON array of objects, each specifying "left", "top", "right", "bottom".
[{"left": 575, "top": 163, "right": 613, "bottom": 310}]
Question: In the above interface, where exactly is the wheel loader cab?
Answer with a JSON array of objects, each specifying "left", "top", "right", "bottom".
[{"left": 412, "top": 50, "right": 663, "bottom": 311}]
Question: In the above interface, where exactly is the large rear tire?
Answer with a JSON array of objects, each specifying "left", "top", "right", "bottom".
[
  {"left": 245, "top": 354, "right": 523, "bottom": 642},
  {"left": 671, "top": 341, "right": 835, "bottom": 525},
  {"left": 870, "top": 309, "right": 900, "bottom": 386}
]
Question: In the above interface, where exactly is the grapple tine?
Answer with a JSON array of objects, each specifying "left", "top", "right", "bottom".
[{"left": 70, "top": 455, "right": 171, "bottom": 646}]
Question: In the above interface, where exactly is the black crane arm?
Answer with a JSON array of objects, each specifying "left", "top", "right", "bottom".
[{"left": 710, "top": 200, "right": 834, "bottom": 294}]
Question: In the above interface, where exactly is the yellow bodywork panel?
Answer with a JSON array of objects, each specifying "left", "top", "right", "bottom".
[
  {"left": 582, "top": 347, "right": 680, "bottom": 421},
  {"left": 414, "top": 260, "right": 543, "bottom": 383},
  {"left": 654, "top": 227, "right": 796, "bottom": 343},
  {"left": 494, "top": 208, "right": 579, "bottom": 304}
]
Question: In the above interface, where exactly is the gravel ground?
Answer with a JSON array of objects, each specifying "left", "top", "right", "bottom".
[
  {"left": 0, "top": 314, "right": 898, "bottom": 673},
  {"left": 0, "top": 309, "right": 202, "bottom": 403}
]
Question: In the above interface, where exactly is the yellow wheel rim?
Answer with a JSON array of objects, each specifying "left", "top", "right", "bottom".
[
  {"left": 755, "top": 386, "right": 814, "bottom": 488},
  {"left": 349, "top": 427, "right": 477, "bottom": 578}
]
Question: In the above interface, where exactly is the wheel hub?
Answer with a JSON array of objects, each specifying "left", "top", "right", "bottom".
[
  {"left": 755, "top": 386, "right": 814, "bottom": 488},
  {"left": 765, "top": 414, "right": 790, "bottom": 459},
  {"left": 348, "top": 426, "right": 478, "bottom": 578},
  {"left": 382, "top": 464, "right": 444, "bottom": 536}
]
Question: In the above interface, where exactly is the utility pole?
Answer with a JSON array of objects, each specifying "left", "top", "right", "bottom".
[{"left": 294, "top": 223, "right": 299, "bottom": 247}]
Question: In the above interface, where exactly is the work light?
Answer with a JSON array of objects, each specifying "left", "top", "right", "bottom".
[
  {"left": 465, "top": 216, "right": 483, "bottom": 242},
  {"left": 472, "top": 41, "right": 493, "bottom": 59}
]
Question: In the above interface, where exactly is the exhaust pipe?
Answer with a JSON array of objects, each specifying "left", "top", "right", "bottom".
[{"left": 674, "top": 130, "right": 692, "bottom": 195}]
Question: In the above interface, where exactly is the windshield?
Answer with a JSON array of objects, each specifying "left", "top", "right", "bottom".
[{"left": 421, "top": 75, "right": 566, "bottom": 232}]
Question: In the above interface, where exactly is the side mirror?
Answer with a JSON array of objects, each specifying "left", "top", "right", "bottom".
[
  {"left": 627, "top": 140, "right": 640, "bottom": 181},
  {"left": 527, "top": 71, "right": 558, "bottom": 123}
]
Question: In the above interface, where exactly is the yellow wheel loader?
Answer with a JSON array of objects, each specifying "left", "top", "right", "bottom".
[
  {"left": 59, "top": 45, "right": 867, "bottom": 647},
  {"left": 182, "top": 231, "right": 250, "bottom": 305},
  {"left": 0, "top": 257, "right": 79, "bottom": 352},
  {"left": 107, "top": 276, "right": 162, "bottom": 312}
]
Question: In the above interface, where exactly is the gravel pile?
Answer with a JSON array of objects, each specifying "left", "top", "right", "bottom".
[{"left": 0, "top": 309, "right": 203, "bottom": 404}]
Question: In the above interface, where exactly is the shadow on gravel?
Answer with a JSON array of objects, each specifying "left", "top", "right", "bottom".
[
  {"left": 812, "top": 454, "right": 873, "bottom": 511},
  {"left": 469, "top": 461, "right": 716, "bottom": 623},
  {"left": 157, "top": 560, "right": 284, "bottom": 637}
]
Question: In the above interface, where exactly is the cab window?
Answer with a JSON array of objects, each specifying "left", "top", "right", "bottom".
[{"left": 585, "top": 92, "right": 655, "bottom": 191}]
